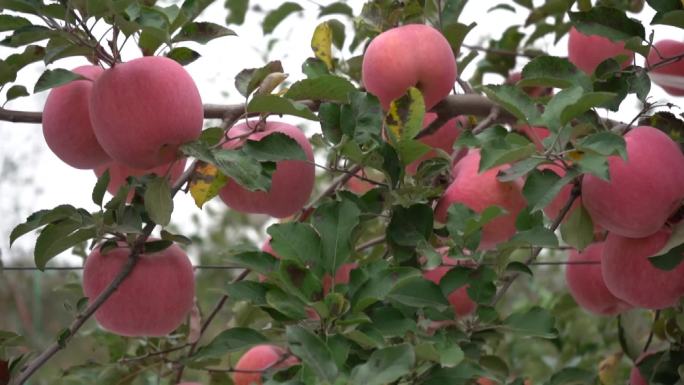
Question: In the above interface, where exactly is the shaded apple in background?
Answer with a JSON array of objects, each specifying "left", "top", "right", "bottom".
[
  {"left": 567, "top": 27, "right": 633, "bottom": 74},
  {"left": 647, "top": 39, "right": 684, "bottom": 96},
  {"left": 346, "top": 172, "right": 376, "bottom": 194},
  {"left": 0, "top": 360, "right": 8, "bottom": 385},
  {"left": 362, "top": 24, "right": 456, "bottom": 110},
  {"left": 422, "top": 249, "right": 477, "bottom": 318},
  {"left": 42, "top": 65, "right": 110, "bottom": 169},
  {"left": 629, "top": 352, "right": 653, "bottom": 385},
  {"left": 94, "top": 158, "right": 187, "bottom": 195},
  {"left": 90, "top": 56, "right": 203, "bottom": 169},
  {"left": 406, "top": 113, "right": 466, "bottom": 175},
  {"left": 565, "top": 242, "right": 631, "bottom": 316},
  {"left": 82, "top": 241, "right": 195, "bottom": 337},
  {"left": 219, "top": 121, "right": 315, "bottom": 218},
  {"left": 582, "top": 126, "right": 684, "bottom": 238},
  {"left": 233, "top": 345, "right": 299, "bottom": 385},
  {"left": 602, "top": 228, "right": 684, "bottom": 309},
  {"left": 435, "top": 149, "right": 527, "bottom": 250}
]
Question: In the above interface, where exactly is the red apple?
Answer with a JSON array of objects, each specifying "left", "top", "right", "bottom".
[
  {"left": 516, "top": 125, "right": 550, "bottom": 151},
  {"left": 565, "top": 242, "right": 631, "bottom": 316},
  {"left": 567, "top": 27, "right": 633, "bottom": 74},
  {"left": 434, "top": 149, "right": 527, "bottom": 250},
  {"left": 94, "top": 158, "right": 186, "bottom": 196},
  {"left": 90, "top": 56, "right": 203, "bottom": 169},
  {"left": 582, "top": 126, "right": 684, "bottom": 238},
  {"left": 629, "top": 352, "right": 653, "bottom": 385},
  {"left": 233, "top": 345, "right": 299, "bottom": 385},
  {"left": 406, "top": 113, "right": 466, "bottom": 175},
  {"left": 362, "top": 24, "right": 456, "bottom": 110},
  {"left": 219, "top": 121, "right": 315, "bottom": 218},
  {"left": 647, "top": 39, "right": 684, "bottom": 96},
  {"left": 602, "top": 228, "right": 684, "bottom": 309},
  {"left": 42, "top": 65, "right": 110, "bottom": 169},
  {"left": 82, "top": 241, "right": 195, "bottom": 337},
  {"left": 322, "top": 262, "right": 358, "bottom": 295}
]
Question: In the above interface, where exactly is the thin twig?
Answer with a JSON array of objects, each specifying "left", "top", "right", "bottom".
[
  {"left": 642, "top": 310, "right": 660, "bottom": 353},
  {"left": 173, "top": 269, "right": 250, "bottom": 382},
  {"left": 471, "top": 106, "right": 500, "bottom": 135},
  {"left": 461, "top": 44, "right": 538, "bottom": 58},
  {"left": 297, "top": 164, "right": 362, "bottom": 222}
]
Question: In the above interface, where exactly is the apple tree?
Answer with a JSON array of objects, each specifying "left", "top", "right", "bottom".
[{"left": 1, "top": 0, "right": 684, "bottom": 385}]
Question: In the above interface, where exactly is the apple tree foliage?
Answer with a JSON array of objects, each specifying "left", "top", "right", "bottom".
[{"left": 2, "top": 0, "right": 684, "bottom": 384}]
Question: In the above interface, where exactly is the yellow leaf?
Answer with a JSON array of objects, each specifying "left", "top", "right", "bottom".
[
  {"left": 311, "top": 22, "right": 333, "bottom": 70},
  {"left": 384, "top": 87, "right": 426, "bottom": 146},
  {"left": 598, "top": 352, "right": 623, "bottom": 385},
  {"left": 256, "top": 72, "right": 289, "bottom": 95},
  {"left": 189, "top": 162, "right": 229, "bottom": 208},
  {"left": 567, "top": 150, "right": 584, "bottom": 162}
]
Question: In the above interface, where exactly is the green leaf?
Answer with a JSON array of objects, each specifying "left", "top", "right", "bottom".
[
  {"left": 33, "top": 69, "right": 85, "bottom": 93},
  {"left": 144, "top": 176, "right": 173, "bottom": 226},
  {"left": 478, "top": 129, "right": 536, "bottom": 172},
  {"left": 262, "top": 2, "right": 303, "bottom": 34},
  {"left": 652, "top": 10, "right": 684, "bottom": 29},
  {"left": 646, "top": 0, "right": 682, "bottom": 12},
  {"left": 542, "top": 86, "right": 584, "bottom": 130},
  {"left": 559, "top": 92, "right": 617, "bottom": 125},
  {"left": 340, "top": 91, "right": 383, "bottom": 145},
  {"left": 0, "top": 14, "right": 30, "bottom": 32},
  {"left": 225, "top": 0, "right": 249, "bottom": 24},
  {"left": 222, "top": 250, "right": 278, "bottom": 275},
  {"left": 235, "top": 60, "right": 283, "bottom": 98},
  {"left": 387, "top": 204, "right": 433, "bottom": 247},
  {"left": 0, "top": 25, "right": 53, "bottom": 47},
  {"left": 350, "top": 344, "right": 415, "bottom": 385},
  {"left": 388, "top": 277, "right": 450, "bottom": 309},
  {"left": 10, "top": 205, "right": 78, "bottom": 246},
  {"left": 319, "top": 103, "right": 343, "bottom": 144},
  {"left": 569, "top": 6, "right": 645, "bottom": 40},
  {"left": 92, "top": 169, "right": 110, "bottom": 207},
  {"left": 5, "top": 85, "right": 28, "bottom": 102},
  {"left": 172, "top": 22, "right": 236, "bottom": 44},
  {"left": 560, "top": 203, "right": 593, "bottom": 250},
  {"left": 6, "top": 44, "right": 45, "bottom": 70},
  {"left": 648, "top": 244, "right": 684, "bottom": 271},
  {"left": 576, "top": 132, "right": 627, "bottom": 158},
  {"left": 212, "top": 148, "right": 272, "bottom": 191},
  {"left": 522, "top": 169, "right": 562, "bottom": 212},
  {"left": 192, "top": 328, "right": 269, "bottom": 361},
  {"left": 481, "top": 84, "right": 541, "bottom": 124},
  {"left": 44, "top": 36, "right": 91, "bottom": 64},
  {"left": 166, "top": 47, "right": 201, "bottom": 65},
  {"left": 520, "top": 56, "right": 592, "bottom": 91},
  {"left": 351, "top": 267, "right": 421, "bottom": 312},
  {"left": 385, "top": 87, "right": 426, "bottom": 145},
  {"left": 497, "top": 157, "right": 545, "bottom": 182},
  {"left": 502, "top": 306, "right": 557, "bottom": 338},
  {"left": 225, "top": 281, "right": 267, "bottom": 305},
  {"left": 268, "top": 222, "right": 322, "bottom": 268},
  {"left": 319, "top": 2, "right": 353, "bottom": 17},
  {"left": 243, "top": 132, "right": 307, "bottom": 162},
  {"left": 35, "top": 225, "right": 96, "bottom": 270},
  {"left": 286, "top": 325, "right": 338, "bottom": 383},
  {"left": 510, "top": 227, "right": 559, "bottom": 248},
  {"left": 284, "top": 75, "right": 356, "bottom": 103},
  {"left": 506, "top": 261, "right": 533, "bottom": 276},
  {"left": 313, "top": 200, "right": 361, "bottom": 273},
  {"left": 160, "top": 230, "right": 191, "bottom": 245},
  {"left": 547, "top": 367, "right": 596, "bottom": 385},
  {"left": 247, "top": 94, "right": 318, "bottom": 121},
  {"left": 266, "top": 289, "right": 309, "bottom": 319},
  {"left": 143, "top": 240, "right": 173, "bottom": 253}
]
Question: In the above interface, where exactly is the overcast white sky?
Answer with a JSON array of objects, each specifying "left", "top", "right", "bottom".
[{"left": 0, "top": 1, "right": 682, "bottom": 266}]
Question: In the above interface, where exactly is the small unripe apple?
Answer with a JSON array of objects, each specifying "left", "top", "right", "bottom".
[
  {"left": 568, "top": 27, "right": 633, "bottom": 74},
  {"left": 82, "top": 241, "right": 195, "bottom": 337},
  {"left": 647, "top": 39, "right": 684, "bottom": 96},
  {"left": 565, "top": 242, "right": 631, "bottom": 316},
  {"left": 90, "top": 56, "right": 203, "bottom": 169},
  {"left": 582, "top": 126, "right": 684, "bottom": 238},
  {"left": 42, "top": 65, "right": 110, "bottom": 169},
  {"left": 233, "top": 344, "right": 299, "bottom": 385},
  {"left": 219, "top": 121, "right": 315, "bottom": 218},
  {"left": 362, "top": 24, "right": 456, "bottom": 110},
  {"left": 603, "top": 229, "right": 684, "bottom": 309},
  {"left": 435, "top": 149, "right": 527, "bottom": 250},
  {"left": 94, "top": 158, "right": 186, "bottom": 195}
]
